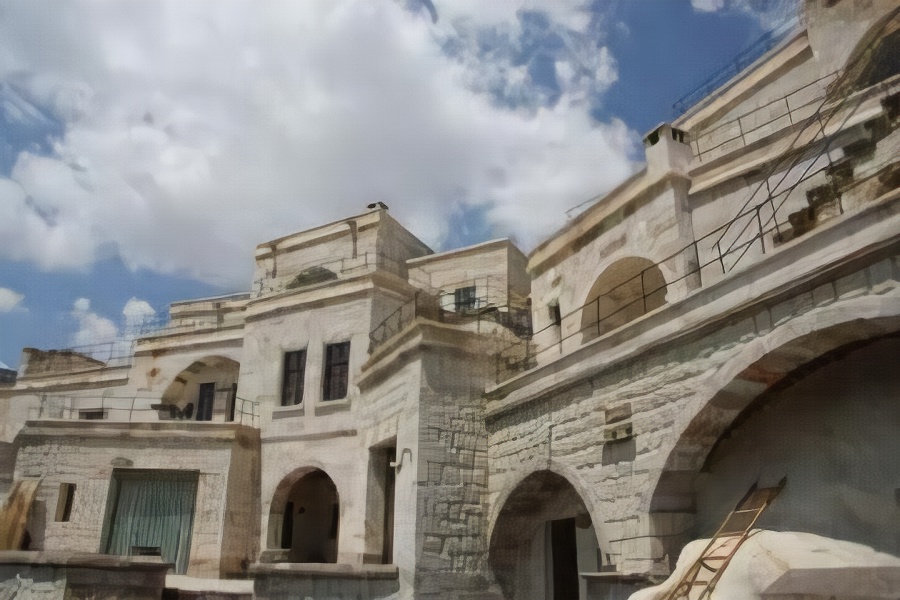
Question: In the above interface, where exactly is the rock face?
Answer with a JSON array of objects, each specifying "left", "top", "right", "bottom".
[{"left": 629, "top": 530, "right": 900, "bottom": 600}]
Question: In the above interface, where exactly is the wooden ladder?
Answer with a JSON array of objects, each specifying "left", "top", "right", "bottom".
[{"left": 662, "top": 477, "right": 786, "bottom": 600}]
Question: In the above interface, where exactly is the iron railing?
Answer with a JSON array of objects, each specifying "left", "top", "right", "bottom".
[
  {"left": 34, "top": 393, "right": 260, "bottom": 428},
  {"left": 369, "top": 275, "right": 531, "bottom": 353},
  {"left": 253, "top": 251, "right": 408, "bottom": 297},
  {"left": 673, "top": 16, "right": 800, "bottom": 116}
]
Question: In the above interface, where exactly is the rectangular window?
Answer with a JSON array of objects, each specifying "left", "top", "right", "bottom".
[
  {"left": 79, "top": 410, "right": 105, "bottom": 420},
  {"left": 454, "top": 286, "right": 477, "bottom": 312},
  {"left": 55, "top": 483, "right": 76, "bottom": 522},
  {"left": 282, "top": 350, "right": 307, "bottom": 406},
  {"left": 323, "top": 342, "right": 350, "bottom": 401}
]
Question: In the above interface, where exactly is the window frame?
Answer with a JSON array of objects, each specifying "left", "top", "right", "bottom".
[
  {"left": 322, "top": 341, "right": 351, "bottom": 401},
  {"left": 282, "top": 349, "right": 307, "bottom": 407},
  {"left": 454, "top": 285, "right": 477, "bottom": 312}
]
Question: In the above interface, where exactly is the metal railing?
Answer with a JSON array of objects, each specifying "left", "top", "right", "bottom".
[
  {"left": 673, "top": 16, "right": 800, "bottom": 116},
  {"left": 491, "top": 151, "right": 896, "bottom": 383},
  {"left": 711, "top": 22, "right": 900, "bottom": 274},
  {"left": 253, "top": 251, "right": 407, "bottom": 297},
  {"left": 33, "top": 393, "right": 260, "bottom": 428},
  {"left": 369, "top": 275, "right": 531, "bottom": 353},
  {"left": 690, "top": 71, "right": 839, "bottom": 162}
]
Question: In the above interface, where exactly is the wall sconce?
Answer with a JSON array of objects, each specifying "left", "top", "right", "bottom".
[{"left": 390, "top": 448, "right": 413, "bottom": 473}]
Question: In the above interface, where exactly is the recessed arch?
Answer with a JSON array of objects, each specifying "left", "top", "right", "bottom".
[
  {"left": 159, "top": 356, "right": 240, "bottom": 421},
  {"left": 489, "top": 470, "right": 602, "bottom": 600},
  {"left": 267, "top": 467, "right": 340, "bottom": 563},
  {"left": 580, "top": 257, "right": 667, "bottom": 344},
  {"left": 646, "top": 296, "right": 900, "bottom": 565}
]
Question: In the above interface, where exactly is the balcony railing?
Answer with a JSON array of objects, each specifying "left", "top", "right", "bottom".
[
  {"left": 253, "top": 251, "right": 408, "bottom": 297},
  {"left": 369, "top": 275, "right": 531, "bottom": 354},
  {"left": 32, "top": 393, "right": 260, "bottom": 428},
  {"left": 673, "top": 16, "right": 800, "bottom": 116}
]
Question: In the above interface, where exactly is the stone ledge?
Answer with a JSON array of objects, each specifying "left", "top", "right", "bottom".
[
  {"left": 0, "top": 550, "right": 171, "bottom": 571},
  {"left": 249, "top": 562, "right": 399, "bottom": 580}
]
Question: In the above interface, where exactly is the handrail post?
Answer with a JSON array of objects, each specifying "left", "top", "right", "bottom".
[
  {"left": 641, "top": 270, "right": 647, "bottom": 314},
  {"left": 757, "top": 207, "right": 766, "bottom": 255}
]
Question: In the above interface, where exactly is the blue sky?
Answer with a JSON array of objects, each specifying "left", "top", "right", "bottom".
[{"left": 0, "top": 0, "right": 798, "bottom": 368}]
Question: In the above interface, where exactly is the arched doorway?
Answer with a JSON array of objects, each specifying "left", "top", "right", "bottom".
[
  {"left": 269, "top": 468, "right": 340, "bottom": 563},
  {"left": 159, "top": 356, "right": 240, "bottom": 422},
  {"left": 489, "top": 470, "right": 601, "bottom": 600},
  {"left": 580, "top": 257, "right": 666, "bottom": 343}
]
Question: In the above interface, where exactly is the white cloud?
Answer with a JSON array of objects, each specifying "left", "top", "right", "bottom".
[
  {"left": 0, "top": 287, "right": 25, "bottom": 312},
  {"left": 0, "top": 1, "right": 638, "bottom": 288},
  {"left": 691, "top": 0, "right": 725, "bottom": 12},
  {"left": 690, "top": 0, "right": 799, "bottom": 28},
  {"left": 123, "top": 297, "right": 156, "bottom": 332},
  {"left": 70, "top": 298, "right": 118, "bottom": 347}
]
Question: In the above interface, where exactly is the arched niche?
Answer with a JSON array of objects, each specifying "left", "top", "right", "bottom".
[
  {"left": 489, "top": 470, "right": 601, "bottom": 600},
  {"left": 267, "top": 468, "right": 340, "bottom": 563},
  {"left": 159, "top": 356, "right": 240, "bottom": 422},
  {"left": 580, "top": 257, "right": 667, "bottom": 343}
]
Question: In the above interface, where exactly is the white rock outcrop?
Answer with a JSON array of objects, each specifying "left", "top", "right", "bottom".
[{"left": 630, "top": 530, "right": 900, "bottom": 600}]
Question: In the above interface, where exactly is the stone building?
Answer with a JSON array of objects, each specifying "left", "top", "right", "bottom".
[{"left": 1, "top": 1, "right": 899, "bottom": 599}]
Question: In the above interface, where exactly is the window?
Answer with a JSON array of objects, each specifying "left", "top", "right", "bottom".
[
  {"left": 454, "top": 286, "right": 477, "bottom": 312},
  {"left": 323, "top": 342, "right": 350, "bottom": 401},
  {"left": 196, "top": 382, "right": 215, "bottom": 421},
  {"left": 549, "top": 303, "right": 561, "bottom": 327},
  {"left": 282, "top": 350, "right": 307, "bottom": 406},
  {"left": 79, "top": 410, "right": 105, "bottom": 420},
  {"left": 55, "top": 483, "right": 76, "bottom": 522}
]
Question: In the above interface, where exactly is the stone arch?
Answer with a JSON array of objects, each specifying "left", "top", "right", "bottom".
[
  {"left": 488, "top": 469, "right": 604, "bottom": 600},
  {"left": 829, "top": 6, "right": 900, "bottom": 97},
  {"left": 267, "top": 467, "right": 341, "bottom": 563},
  {"left": 646, "top": 296, "right": 900, "bottom": 562},
  {"left": 580, "top": 257, "right": 667, "bottom": 343},
  {"left": 159, "top": 356, "right": 240, "bottom": 421}
]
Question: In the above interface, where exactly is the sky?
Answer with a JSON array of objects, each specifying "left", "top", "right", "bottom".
[{"left": 0, "top": 0, "right": 799, "bottom": 369}]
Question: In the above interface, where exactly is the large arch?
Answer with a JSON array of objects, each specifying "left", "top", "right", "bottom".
[
  {"left": 267, "top": 467, "right": 341, "bottom": 563},
  {"left": 647, "top": 296, "right": 900, "bottom": 564},
  {"left": 580, "top": 257, "right": 667, "bottom": 344},
  {"left": 159, "top": 356, "right": 240, "bottom": 421},
  {"left": 489, "top": 470, "right": 602, "bottom": 600}
]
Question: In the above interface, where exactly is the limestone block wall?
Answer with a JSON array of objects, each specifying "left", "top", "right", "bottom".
[
  {"left": 239, "top": 293, "right": 373, "bottom": 430},
  {"left": 413, "top": 348, "right": 496, "bottom": 599},
  {"left": 530, "top": 175, "right": 695, "bottom": 360},
  {"left": 12, "top": 422, "right": 259, "bottom": 578},
  {"left": 486, "top": 253, "right": 900, "bottom": 576}
]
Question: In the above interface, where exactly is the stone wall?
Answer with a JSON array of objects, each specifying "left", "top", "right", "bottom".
[
  {"left": 12, "top": 421, "right": 259, "bottom": 578},
  {"left": 486, "top": 253, "right": 900, "bottom": 576}
]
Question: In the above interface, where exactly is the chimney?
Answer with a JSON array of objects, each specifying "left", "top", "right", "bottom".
[{"left": 643, "top": 123, "right": 692, "bottom": 177}]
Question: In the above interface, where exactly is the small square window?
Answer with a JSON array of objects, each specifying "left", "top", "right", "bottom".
[
  {"left": 323, "top": 342, "right": 350, "bottom": 401},
  {"left": 56, "top": 483, "right": 76, "bottom": 522},
  {"left": 282, "top": 350, "right": 307, "bottom": 406},
  {"left": 549, "top": 303, "right": 561, "bottom": 326},
  {"left": 454, "top": 286, "right": 477, "bottom": 312}
]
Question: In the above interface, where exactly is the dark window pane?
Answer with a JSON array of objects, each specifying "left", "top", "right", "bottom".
[
  {"left": 454, "top": 286, "right": 477, "bottom": 311},
  {"left": 282, "top": 350, "right": 307, "bottom": 406},
  {"left": 196, "top": 382, "right": 215, "bottom": 421},
  {"left": 323, "top": 342, "right": 350, "bottom": 401}
]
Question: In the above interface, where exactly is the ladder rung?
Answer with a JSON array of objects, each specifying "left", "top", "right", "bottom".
[
  {"left": 692, "top": 580, "right": 709, "bottom": 586},
  {"left": 732, "top": 508, "right": 762, "bottom": 514},
  {"left": 703, "top": 555, "right": 730, "bottom": 560}
]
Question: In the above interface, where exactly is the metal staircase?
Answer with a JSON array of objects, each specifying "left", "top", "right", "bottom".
[
  {"left": 713, "top": 8, "right": 900, "bottom": 274},
  {"left": 662, "top": 477, "right": 786, "bottom": 600}
]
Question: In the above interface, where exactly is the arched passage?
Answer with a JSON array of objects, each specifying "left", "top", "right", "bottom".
[
  {"left": 159, "top": 356, "right": 240, "bottom": 421},
  {"left": 489, "top": 470, "right": 601, "bottom": 600},
  {"left": 648, "top": 304, "right": 900, "bottom": 567},
  {"left": 580, "top": 257, "right": 666, "bottom": 343},
  {"left": 268, "top": 468, "right": 340, "bottom": 563}
]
